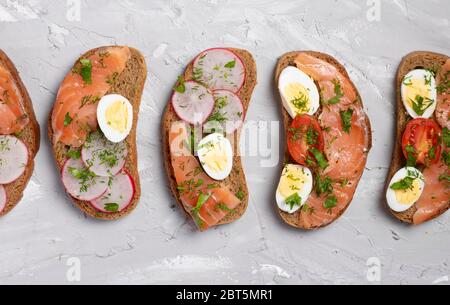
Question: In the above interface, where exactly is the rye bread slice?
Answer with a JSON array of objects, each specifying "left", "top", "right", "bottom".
[
  {"left": 275, "top": 51, "right": 372, "bottom": 229},
  {"left": 385, "top": 51, "right": 449, "bottom": 224},
  {"left": 0, "top": 50, "right": 40, "bottom": 217},
  {"left": 162, "top": 48, "right": 257, "bottom": 226},
  {"left": 48, "top": 46, "right": 147, "bottom": 220}
]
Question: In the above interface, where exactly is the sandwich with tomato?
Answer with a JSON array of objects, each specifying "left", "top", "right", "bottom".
[
  {"left": 274, "top": 51, "right": 372, "bottom": 229},
  {"left": 386, "top": 51, "right": 449, "bottom": 225}
]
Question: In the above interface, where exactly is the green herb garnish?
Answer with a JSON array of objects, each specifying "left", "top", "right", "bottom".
[
  {"left": 324, "top": 195, "right": 337, "bottom": 209},
  {"left": 340, "top": 108, "right": 354, "bottom": 133},
  {"left": 410, "top": 95, "right": 434, "bottom": 116},
  {"left": 390, "top": 169, "right": 422, "bottom": 190},
  {"left": 98, "top": 150, "right": 118, "bottom": 168},
  {"left": 285, "top": 193, "right": 302, "bottom": 210},
  {"left": 80, "top": 58, "right": 92, "bottom": 85},
  {"left": 288, "top": 127, "right": 301, "bottom": 141},
  {"left": 405, "top": 145, "right": 417, "bottom": 167},
  {"left": 193, "top": 193, "right": 211, "bottom": 214},
  {"left": 442, "top": 151, "right": 450, "bottom": 167},
  {"left": 104, "top": 203, "right": 119, "bottom": 212},
  {"left": 390, "top": 176, "right": 415, "bottom": 190},
  {"left": 224, "top": 60, "right": 236, "bottom": 69},
  {"left": 309, "top": 147, "right": 329, "bottom": 170},
  {"left": 439, "top": 174, "right": 450, "bottom": 183},
  {"left": 306, "top": 126, "right": 318, "bottom": 145},
  {"left": 291, "top": 92, "right": 310, "bottom": 113},
  {"left": 174, "top": 76, "right": 186, "bottom": 93},
  {"left": 216, "top": 202, "right": 233, "bottom": 213},
  {"left": 68, "top": 166, "right": 96, "bottom": 193},
  {"left": 64, "top": 112, "right": 73, "bottom": 127},
  {"left": 326, "top": 79, "right": 344, "bottom": 105},
  {"left": 315, "top": 175, "right": 333, "bottom": 196},
  {"left": 67, "top": 149, "right": 81, "bottom": 160},
  {"left": 236, "top": 188, "right": 245, "bottom": 201}
]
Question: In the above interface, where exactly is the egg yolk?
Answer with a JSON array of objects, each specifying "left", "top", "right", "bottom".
[
  {"left": 105, "top": 101, "right": 128, "bottom": 133},
  {"left": 201, "top": 141, "right": 228, "bottom": 173},
  {"left": 278, "top": 165, "right": 309, "bottom": 199},
  {"left": 284, "top": 83, "right": 311, "bottom": 114},
  {"left": 404, "top": 79, "right": 432, "bottom": 109},
  {"left": 394, "top": 179, "right": 422, "bottom": 205}
]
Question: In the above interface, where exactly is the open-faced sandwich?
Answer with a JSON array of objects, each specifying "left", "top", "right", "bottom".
[
  {"left": 162, "top": 48, "right": 257, "bottom": 231},
  {"left": 386, "top": 51, "right": 449, "bottom": 225},
  {"left": 0, "top": 50, "right": 40, "bottom": 216},
  {"left": 275, "top": 51, "right": 372, "bottom": 229},
  {"left": 48, "top": 46, "right": 147, "bottom": 219}
]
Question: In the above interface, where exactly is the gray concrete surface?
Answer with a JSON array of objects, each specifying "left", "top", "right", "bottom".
[{"left": 0, "top": 0, "right": 449, "bottom": 285}]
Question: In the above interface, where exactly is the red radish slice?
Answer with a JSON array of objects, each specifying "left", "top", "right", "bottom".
[
  {"left": 205, "top": 90, "right": 245, "bottom": 134},
  {"left": 0, "top": 135, "right": 28, "bottom": 184},
  {"left": 81, "top": 131, "right": 128, "bottom": 177},
  {"left": 171, "top": 80, "right": 215, "bottom": 125},
  {"left": 90, "top": 171, "right": 135, "bottom": 213},
  {"left": 0, "top": 185, "right": 6, "bottom": 213},
  {"left": 193, "top": 48, "right": 246, "bottom": 93},
  {"left": 61, "top": 158, "right": 108, "bottom": 201}
]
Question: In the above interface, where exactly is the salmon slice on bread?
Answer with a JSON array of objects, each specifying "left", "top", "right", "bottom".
[
  {"left": 48, "top": 46, "right": 147, "bottom": 220},
  {"left": 386, "top": 51, "right": 449, "bottom": 225},
  {"left": 162, "top": 48, "right": 257, "bottom": 231},
  {"left": 0, "top": 50, "right": 40, "bottom": 217},
  {"left": 275, "top": 51, "right": 372, "bottom": 230}
]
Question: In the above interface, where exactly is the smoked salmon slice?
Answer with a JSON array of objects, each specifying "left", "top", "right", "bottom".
[
  {"left": 413, "top": 150, "right": 449, "bottom": 225},
  {"left": 0, "top": 63, "right": 29, "bottom": 134},
  {"left": 52, "top": 46, "right": 131, "bottom": 147},
  {"left": 169, "top": 121, "right": 241, "bottom": 231},
  {"left": 435, "top": 59, "right": 450, "bottom": 129},
  {"left": 293, "top": 53, "right": 371, "bottom": 228}
]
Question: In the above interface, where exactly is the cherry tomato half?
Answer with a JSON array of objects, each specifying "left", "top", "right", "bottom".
[
  {"left": 402, "top": 118, "right": 442, "bottom": 165},
  {"left": 287, "top": 114, "right": 325, "bottom": 166}
]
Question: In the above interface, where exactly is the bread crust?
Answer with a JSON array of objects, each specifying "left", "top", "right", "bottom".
[
  {"left": 162, "top": 48, "right": 257, "bottom": 226},
  {"left": 275, "top": 51, "right": 372, "bottom": 229},
  {"left": 385, "top": 51, "right": 449, "bottom": 224},
  {"left": 0, "top": 50, "right": 40, "bottom": 217},
  {"left": 48, "top": 46, "right": 147, "bottom": 220}
]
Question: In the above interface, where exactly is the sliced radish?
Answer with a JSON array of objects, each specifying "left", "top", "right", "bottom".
[
  {"left": 193, "top": 48, "right": 246, "bottom": 93},
  {"left": 0, "top": 135, "right": 28, "bottom": 184},
  {"left": 171, "top": 80, "right": 215, "bottom": 125},
  {"left": 82, "top": 131, "right": 128, "bottom": 177},
  {"left": 61, "top": 158, "right": 108, "bottom": 201},
  {"left": 204, "top": 90, "right": 245, "bottom": 134},
  {"left": 90, "top": 171, "right": 135, "bottom": 213},
  {"left": 0, "top": 185, "right": 6, "bottom": 213}
]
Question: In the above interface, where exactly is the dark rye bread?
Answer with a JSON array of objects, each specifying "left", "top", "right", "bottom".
[
  {"left": 48, "top": 46, "right": 147, "bottom": 220},
  {"left": 0, "top": 50, "right": 40, "bottom": 217},
  {"left": 275, "top": 51, "right": 372, "bottom": 229},
  {"left": 386, "top": 51, "right": 449, "bottom": 223},
  {"left": 162, "top": 48, "right": 257, "bottom": 226}
]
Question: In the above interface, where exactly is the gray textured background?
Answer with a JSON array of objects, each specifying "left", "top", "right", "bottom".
[{"left": 0, "top": 0, "right": 449, "bottom": 285}]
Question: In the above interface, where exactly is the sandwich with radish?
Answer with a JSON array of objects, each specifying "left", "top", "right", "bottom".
[
  {"left": 0, "top": 50, "right": 40, "bottom": 216},
  {"left": 48, "top": 46, "right": 147, "bottom": 219},
  {"left": 162, "top": 48, "right": 257, "bottom": 231}
]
